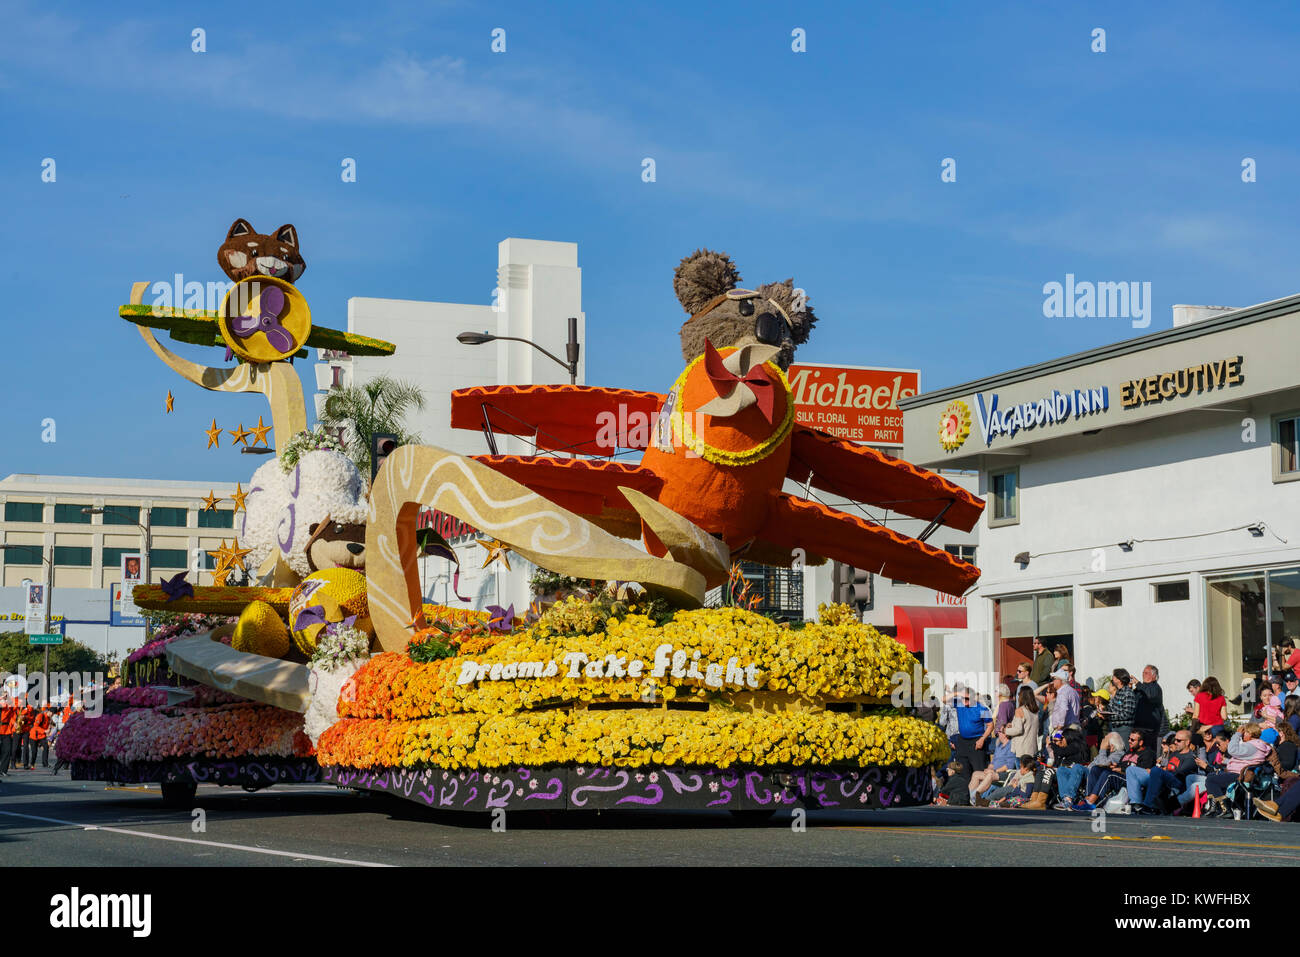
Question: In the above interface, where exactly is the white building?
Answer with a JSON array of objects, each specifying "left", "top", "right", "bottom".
[
  {"left": 1, "top": 473, "right": 243, "bottom": 659},
  {"left": 900, "top": 298, "right": 1300, "bottom": 705},
  {"left": 315, "top": 238, "right": 586, "bottom": 614}
]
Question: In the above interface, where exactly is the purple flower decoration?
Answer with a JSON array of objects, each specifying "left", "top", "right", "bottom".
[
  {"left": 486, "top": 603, "right": 515, "bottom": 632},
  {"left": 323, "top": 615, "right": 359, "bottom": 637},
  {"left": 293, "top": 604, "right": 329, "bottom": 631},
  {"left": 160, "top": 571, "right": 194, "bottom": 602},
  {"left": 229, "top": 285, "right": 297, "bottom": 354}
]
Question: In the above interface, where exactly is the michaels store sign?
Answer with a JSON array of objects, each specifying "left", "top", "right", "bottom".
[{"left": 974, "top": 386, "right": 1109, "bottom": 446}]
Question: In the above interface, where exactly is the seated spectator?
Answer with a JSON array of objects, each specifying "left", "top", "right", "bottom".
[
  {"left": 1271, "top": 719, "right": 1299, "bottom": 772},
  {"left": 988, "top": 755, "right": 1037, "bottom": 807},
  {"left": 969, "top": 734, "right": 1019, "bottom": 805},
  {"left": 1049, "top": 726, "right": 1090, "bottom": 809},
  {"left": 1258, "top": 688, "right": 1284, "bottom": 726},
  {"left": 1284, "top": 693, "right": 1300, "bottom": 736},
  {"left": 1076, "top": 731, "right": 1126, "bottom": 810},
  {"left": 935, "top": 756, "right": 973, "bottom": 806},
  {"left": 1254, "top": 722, "right": 1300, "bottom": 822},
  {"left": 1192, "top": 676, "right": 1228, "bottom": 737},
  {"left": 1000, "top": 686, "right": 1041, "bottom": 762},
  {"left": 1130, "top": 729, "right": 1199, "bottom": 814},
  {"left": 1204, "top": 723, "right": 1272, "bottom": 810},
  {"left": 1124, "top": 730, "right": 1166, "bottom": 806},
  {"left": 1083, "top": 729, "right": 1154, "bottom": 809}
]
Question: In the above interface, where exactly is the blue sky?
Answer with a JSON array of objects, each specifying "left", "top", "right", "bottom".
[{"left": 3, "top": 0, "right": 1299, "bottom": 483}]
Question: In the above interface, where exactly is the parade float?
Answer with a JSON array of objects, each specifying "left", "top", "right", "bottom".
[{"left": 59, "top": 229, "right": 983, "bottom": 812}]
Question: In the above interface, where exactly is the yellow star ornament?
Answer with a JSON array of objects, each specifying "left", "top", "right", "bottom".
[
  {"left": 204, "top": 419, "right": 222, "bottom": 449},
  {"left": 476, "top": 537, "right": 512, "bottom": 571},
  {"left": 207, "top": 540, "right": 232, "bottom": 584},
  {"left": 165, "top": 391, "right": 174, "bottom": 413},
  {"left": 228, "top": 423, "right": 253, "bottom": 446},
  {"left": 201, "top": 491, "right": 222, "bottom": 512},
  {"left": 229, "top": 483, "right": 249, "bottom": 513},
  {"left": 249, "top": 415, "right": 272, "bottom": 447}
]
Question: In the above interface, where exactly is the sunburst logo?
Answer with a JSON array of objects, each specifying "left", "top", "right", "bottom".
[{"left": 939, "top": 400, "right": 972, "bottom": 451}]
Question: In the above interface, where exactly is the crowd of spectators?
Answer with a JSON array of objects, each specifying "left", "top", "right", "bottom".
[
  {"left": 0, "top": 694, "right": 84, "bottom": 776},
  {"left": 932, "top": 638, "right": 1300, "bottom": 823}
]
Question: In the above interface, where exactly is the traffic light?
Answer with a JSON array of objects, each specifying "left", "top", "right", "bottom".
[
  {"left": 371, "top": 432, "right": 399, "bottom": 485},
  {"left": 832, "top": 562, "right": 873, "bottom": 612}
]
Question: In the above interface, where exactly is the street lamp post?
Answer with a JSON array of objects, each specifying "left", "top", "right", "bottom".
[
  {"left": 0, "top": 543, "right": 54, "bottom": 686},
  {"left": 83, "top": 506, "right": 153, "bottom": 643},
  {"left": 457, "top": 316, "right": 581, "bottom": 385}
]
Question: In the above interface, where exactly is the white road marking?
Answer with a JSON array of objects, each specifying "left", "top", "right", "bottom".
[{"left": 0, "top": 810, "right": 393, "bottom": 866}]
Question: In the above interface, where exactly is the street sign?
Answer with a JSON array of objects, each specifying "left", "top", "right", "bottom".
[{"left": 28, "top": 634, "right": 63, "bottom": 645}]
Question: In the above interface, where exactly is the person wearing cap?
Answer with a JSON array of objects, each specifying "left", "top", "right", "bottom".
[
  {"left": 951, "top": 685, "right": 994, "bottom": 772},
  {"left": 1130, "top": 729, "right": 1200, "bottom": 814},
  {"left": 1039, "top": 668, "right": 1080, "bottom": 735}
]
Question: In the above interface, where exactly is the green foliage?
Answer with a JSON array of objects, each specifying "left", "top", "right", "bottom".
[
  {"left": 529, "top": 569, "right": 597, "bottom": 596},
  {"left": 0, "top": 631, "right": 109, "bottom": 676},
  {"left": 408, "top": 633, "right": 457, "bottom": 663},
  {"left": 318, "top": 375, "right": 427, "bottom": 478},
  {"left": 279, "top": 425, "right": 346, "bottom": 473}
]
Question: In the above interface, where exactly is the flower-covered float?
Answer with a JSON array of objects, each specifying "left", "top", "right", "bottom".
[{"left": 71, "top": 229, "right": 982, "bottom": 812}]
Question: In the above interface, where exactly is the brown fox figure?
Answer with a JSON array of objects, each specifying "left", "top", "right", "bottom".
[{"left": 217, "top": 218, "right": 306, "bottom": 284}]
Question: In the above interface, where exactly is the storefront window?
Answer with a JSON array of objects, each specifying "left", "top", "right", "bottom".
[
  {"left": 1276, "top": 414, "right": 1300, "bottom": 477},
  {"left": 1207, "top": 567, "right": 1300, "bottom": 694},
  {"left": 1269, "top": 568, "right": 1300, "bottom": 673},
  {"left": 989, "top": 468, "right": 1019, "bottom": 526},
  {"left": 994, "top": 591, "right": 1073, "bottom": 679},
  {"left": 1206, "top": 574, "right": 1268, "bottom": 695}
]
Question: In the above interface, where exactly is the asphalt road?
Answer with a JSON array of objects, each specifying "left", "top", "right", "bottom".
[{"left": 2, "top": 768, "right": 1297, "bottom": 867}]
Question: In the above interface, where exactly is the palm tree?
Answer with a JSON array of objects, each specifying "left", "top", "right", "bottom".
[{"left": 319, "top": 375, "right": 427, "bottom": 479}]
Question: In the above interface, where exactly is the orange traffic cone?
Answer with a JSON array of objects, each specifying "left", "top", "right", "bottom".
[{"left": 1191, "top": 785, "right": 1202, "bottom": 818}]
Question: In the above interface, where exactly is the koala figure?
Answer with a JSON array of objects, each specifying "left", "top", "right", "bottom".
[
  {"left": 218, "top": 218, "right": 306, "bottom": 284},
  {"left": 672, "top": 249, "right": 816, "bottom": 370},
  {"left": 305, "top": 517, "right": 366, "bottom": 573}
]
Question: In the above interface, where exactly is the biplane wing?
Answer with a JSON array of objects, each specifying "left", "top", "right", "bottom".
[
  {"left": 759, "top": 490, "right": 980, "bottom": 597},
  {"left": 787, "top": 427, "right": 984, "bottom": 532},
  {"left": 119, "top": 304, "right": 396, "bottom": 357},
  {"left": 451, "top": 385, "right": 665, "bottom": 455},
  {"left": 470, "top": 454, "right": 664, "bottom": 539}
]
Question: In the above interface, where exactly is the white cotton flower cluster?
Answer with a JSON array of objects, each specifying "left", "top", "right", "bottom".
[
  {"left": 304, "top": 654, "right": 370, "bottom": 746},
  {"left": 309, "top": 625, "right": 372, "bottom": 669},
  {"left": 237, "top": 449, "right": 370, "bottom": 578}
]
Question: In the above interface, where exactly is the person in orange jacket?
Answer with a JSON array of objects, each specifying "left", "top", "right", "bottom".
[
  {"left": 13, "top": 702, "right": 33, "bottom": 770},
  {"left": 0, "top": 696, "right": 16, "bottom": 775},
  {"left": 26, "top": 703, "right": 52, "bottom": 769}
]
